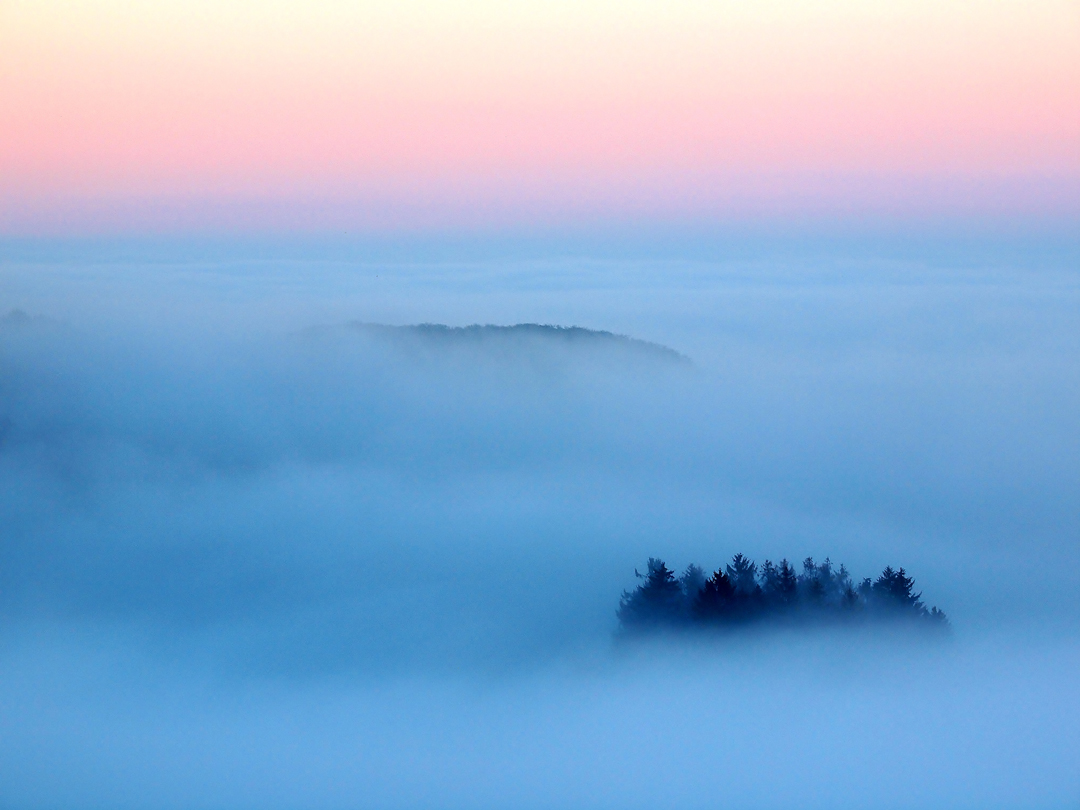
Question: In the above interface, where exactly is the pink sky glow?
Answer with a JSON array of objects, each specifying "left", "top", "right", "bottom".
[{"left": 1, "top": 0, "right": 1077, "bottom": 234}]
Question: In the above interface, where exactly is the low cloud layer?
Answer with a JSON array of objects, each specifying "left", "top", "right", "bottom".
[{"left": 1, "top": 243, "right": 1078, "bottom": 807}]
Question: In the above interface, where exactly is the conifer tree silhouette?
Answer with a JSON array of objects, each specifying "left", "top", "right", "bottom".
[
  {"left": 759, "top": 560, "right": 780, "bottom": 601},
  {"left": 617, "top": 558, "right": 686, "bottom": 629},
  {"left": 694, "top": 568, "right": 736, "bottom": 621},
  {"left": 680, "top": 564, "right": 706, "bottom": 601},
  {"left": 777, "top": 559, "right": 798, "bottom": 606},
  {"left": 872, "top": 566, "right": 923, "bottom": 614},
  {"left": 726, "top": 554, "right": 759, "bottom": 598},
  {"left": 618, "top": 553, "right": 949, "bottom": 635}
]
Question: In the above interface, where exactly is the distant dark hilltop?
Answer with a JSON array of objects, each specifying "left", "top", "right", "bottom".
[
  {"left": 1, "top": 308, "right": 53, "bottom": 328},
  {"left": 618, "top": 555, "right": 949, "bottom": 636},
  {"left": 345, "top": 322, "right": 691, "bottom": 367}
]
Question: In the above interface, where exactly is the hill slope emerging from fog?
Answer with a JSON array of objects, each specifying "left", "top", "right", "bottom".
[{"left": 344, "top": 322, "right": 691, "bottom": 367}]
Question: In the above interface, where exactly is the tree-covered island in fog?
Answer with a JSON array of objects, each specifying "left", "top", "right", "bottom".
[{"left": 618, "top": 555, "right": 948, "bottom": 635}]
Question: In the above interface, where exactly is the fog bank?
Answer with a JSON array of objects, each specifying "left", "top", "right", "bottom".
[{"left": 1, "top": 240, "right": 1078, "bottom": 807}]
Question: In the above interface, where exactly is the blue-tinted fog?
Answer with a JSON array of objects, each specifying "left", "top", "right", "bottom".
[{"left": 1, "top": 235, "right": 1078, "bottom": 808}]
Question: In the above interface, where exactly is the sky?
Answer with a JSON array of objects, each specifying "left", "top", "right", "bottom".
[
  {"left": 1, "top": 0, "right": 1078, "bottom": 234},
  {"left": 1, "top": 2, "right": 1079, "bottom": 807}
]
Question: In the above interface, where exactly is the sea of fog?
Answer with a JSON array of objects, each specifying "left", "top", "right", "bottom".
[{"left": 1, "top": 235, "right": 1078, "bottom": 808}]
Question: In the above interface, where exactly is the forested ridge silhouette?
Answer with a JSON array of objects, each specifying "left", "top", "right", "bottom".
[
  {"left": 618, "top": 555, "right": 949, "bottom": 634},
  {"left": 344, "top": 322, "right": 691, "bottom": 364}
]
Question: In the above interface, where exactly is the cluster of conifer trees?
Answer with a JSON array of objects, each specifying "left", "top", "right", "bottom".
[{"left": 618, "top": 554, "right": 948, "bottom": 633}]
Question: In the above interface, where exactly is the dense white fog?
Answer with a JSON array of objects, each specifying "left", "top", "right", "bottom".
[{"left": 1, "top": 237, "right": 1078, "bottom": 807}]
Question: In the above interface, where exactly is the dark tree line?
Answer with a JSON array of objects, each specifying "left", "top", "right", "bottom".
[{"left": 617, "top": 555, "right": 948, "bottom": 634}]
